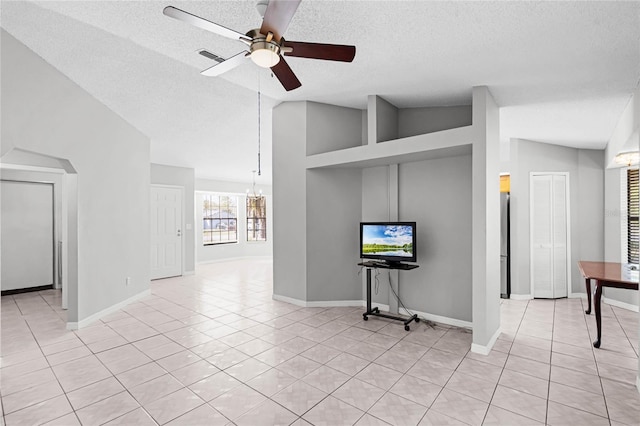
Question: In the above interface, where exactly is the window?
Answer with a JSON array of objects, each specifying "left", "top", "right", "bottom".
[
  {"left": 628, "top": 168, "right": 639, "bottom": 264},
  {"left": 247, "top": 195, "right": 267, "bottom": 241},
  {"left": 203, "top": 194, "right": 237, "bottom": 245}
]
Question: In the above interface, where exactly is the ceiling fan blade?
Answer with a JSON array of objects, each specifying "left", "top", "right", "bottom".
[
  {"left": 164, "top": 6, "right": 250, "bottom": 43},
  {"left": 260, "top": 0, "right": 301, "bottom": 41},
  {"left": 283, "top": 40, "right": 356, "bottom": 62},
  {"left": 201, "top": 51, "right": 250, "bottom": 76},
  {"left": 271, "top": 57, "right": 301, "bottom": 91}
]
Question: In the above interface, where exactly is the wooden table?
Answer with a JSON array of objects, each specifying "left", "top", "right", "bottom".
[{"left": 578, "top": 261, "right": 638, "bottom": 348}]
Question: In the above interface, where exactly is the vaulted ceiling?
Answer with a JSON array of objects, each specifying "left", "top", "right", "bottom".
[{"left": 2, "top": 1, "right": 639, "bottom": 184}]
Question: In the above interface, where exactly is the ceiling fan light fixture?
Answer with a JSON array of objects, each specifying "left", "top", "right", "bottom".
[{"left": 250, "top": 41, "right": 281, "bottom": 68}]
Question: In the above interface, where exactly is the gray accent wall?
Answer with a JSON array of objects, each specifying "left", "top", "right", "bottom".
[
  {"left": 398, "top": 155, "right": 473, "bottom": 321},
  {"left": 306, "top": 102, "right": 363, "bottom": 156},
  {"left": 398, "top": 106, "right": 472, "bottom": 139},
  {"left": 604, "top": 168, "right": 623, "bottom": 263},
  {"left": 2, "top": 30, "right": 150, "bottom": 323},
  {"left": 510, "top": 139, "right": 604, "bottom": 296},
  {"left": 273, "top": 102, "right": 308, "bottom": 301},
  {"left": 362, "top": 166, "right": 392, "bottom": 305},
  {"left": 151, "top": 163, "right": 195, "bottom": 274},
  {"left": 306, "top": 169, "right": 362, "bottom": 302}
]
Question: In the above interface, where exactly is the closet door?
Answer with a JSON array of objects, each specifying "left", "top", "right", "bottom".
[{"left": 531, "top": 174, "right": 568, "bottom": 299}]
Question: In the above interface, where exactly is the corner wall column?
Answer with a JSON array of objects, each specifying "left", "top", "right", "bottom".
[
  {"left": 367, "top": 95, "right": 398, "bottom": 145},
  {"left": 471, "top": 86, "right": 501, "bottom": 354},
  {"left": 272, "top": 102, "right": 308, "bottom": 302}
]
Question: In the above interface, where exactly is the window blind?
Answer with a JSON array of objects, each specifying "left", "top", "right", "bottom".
[{"left": 628, "top": 168, "right": 639, "bottom": 264}]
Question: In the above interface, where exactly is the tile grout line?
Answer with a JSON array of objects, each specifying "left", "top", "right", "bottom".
[{"left": 485, "top": 298, "right": 533, "bottom": 425}]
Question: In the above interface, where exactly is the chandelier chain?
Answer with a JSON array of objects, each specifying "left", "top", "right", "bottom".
[{"left": 257, "top": 83, "right": 262, "bottom": 176}]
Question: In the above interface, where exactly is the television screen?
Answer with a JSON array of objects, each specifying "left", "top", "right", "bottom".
[{"left": 360, "top": 222, "right": 417, "bottom": 263}]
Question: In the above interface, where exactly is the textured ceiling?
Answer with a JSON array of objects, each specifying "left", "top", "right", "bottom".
[{"left": 1, "top": 1, "right": 639, "bottom": 184}]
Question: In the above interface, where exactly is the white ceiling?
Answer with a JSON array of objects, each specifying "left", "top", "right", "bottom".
[{"left": 2, "top": 1, "right": 639, "bottom": 184}]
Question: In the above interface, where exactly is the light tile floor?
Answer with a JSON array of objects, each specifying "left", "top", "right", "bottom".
[{"left": 1, "top": 258, "right": 639, "bottom": 425}]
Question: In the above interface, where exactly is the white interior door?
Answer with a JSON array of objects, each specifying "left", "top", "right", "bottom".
[
  {"left": 150, "top": 186, "right": 182, "bottom": 280},
  {"left": 1, "top": 180, "right": 54, "bottom": 291},
  {"left": 531, "top": 174, "right": 568, "bottom": 299}
]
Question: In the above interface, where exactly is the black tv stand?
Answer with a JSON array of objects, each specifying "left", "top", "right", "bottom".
[{"left": 358, "top": 261, "right": 420, "bottom": 331}]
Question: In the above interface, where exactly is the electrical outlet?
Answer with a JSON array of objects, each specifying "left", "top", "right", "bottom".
[{"left": 126, "top": 277, "right": 131, "bottom": 286}]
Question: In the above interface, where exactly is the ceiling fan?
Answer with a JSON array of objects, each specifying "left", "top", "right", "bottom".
[{"left": 163, "top": 0, "right": 356, "bottom": 91}]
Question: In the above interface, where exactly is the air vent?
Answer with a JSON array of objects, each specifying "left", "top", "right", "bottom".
[{"left": 198, "top": 50, "right": 224, "bottom": 63}]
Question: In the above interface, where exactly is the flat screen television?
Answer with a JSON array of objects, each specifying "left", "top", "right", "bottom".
[{"left": 360, "top": 222, "right": 417, "bottom": 265}]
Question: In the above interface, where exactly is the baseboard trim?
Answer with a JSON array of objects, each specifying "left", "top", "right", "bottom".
[
  {"left": 569, "top": 292, "right": 587, "bottom": 299},
  {"left": 398, "top": 307, "right": 472, "bottom": 329},
  {"left": 306, "top": 300, "right": 364, "bottom": 308},
  {"left": 183, "top": 270, "right": 195, "bottom": 276},
  {"left": 603, "top": 297, "right": 639, "bottom": 313},
  {"left": 510, "top": 294, "right": 533, "bottom": 301},
  {"left": 636, "top": 375, "right": 640, "bottom": 394},
  {"left": 272, "top": 294, "right": 306, "bottom": 307},
  {"left": 272, "top": 294, "right": 372, "bottom": 309},
  {"left": 67, "top": 289, "right": 151, "bottom": 330},
  {"left": 372, "top": 302, "right": 390, "bottom": 312},
  {"left": 198, "top": 256, "right": 272, "bottom": 265},
  {"left": 471, "top": 327, "right": 502, "bottom": 355},
  {"left": 271, "top": 294, "right": 470, "bottom": 329}
]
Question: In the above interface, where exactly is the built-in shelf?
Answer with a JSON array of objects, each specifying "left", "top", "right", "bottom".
[{"left": 306, "top": 125, "right": 474, "bottom": 169}]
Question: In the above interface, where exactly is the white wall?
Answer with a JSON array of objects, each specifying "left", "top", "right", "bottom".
[
  {"left": 151, "top": 163, "right": 195, "bottom": 273},
  {"left": 1, "top": 30, "right": 150, "bottom": 323},
  {"left": 604, "top": 87, "right": 639, "bottom": 167},
  {"left": 195, "top": 178, "right": 272, "bottom": 262}
]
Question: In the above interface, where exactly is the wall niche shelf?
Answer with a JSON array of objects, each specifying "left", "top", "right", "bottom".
[
  {"left": 305, "top": 95, "right": 474, "bottom": 170},
  {"left": 306, "top": 125, "right": 473, "bottom": 170}
]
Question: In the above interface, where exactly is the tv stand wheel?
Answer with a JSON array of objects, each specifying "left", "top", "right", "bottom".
[
  {"left": 404, "top": 325, "right": 410, "bottom": 331},
  {"left": 363, "top": 315, "right": 368, "bottom": 321}
]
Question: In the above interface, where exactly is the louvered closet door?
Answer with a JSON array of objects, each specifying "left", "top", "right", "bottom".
[{"left": 531, "top": 174, "right": 568, "bottom": 299}]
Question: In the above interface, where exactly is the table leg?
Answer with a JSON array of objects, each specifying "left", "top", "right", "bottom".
[
  {"left": 593, "top": 280, "right": 602, "bottom": 348},
  {"left": 585, "top": 278, "right": 592, "bottom": 315}
]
